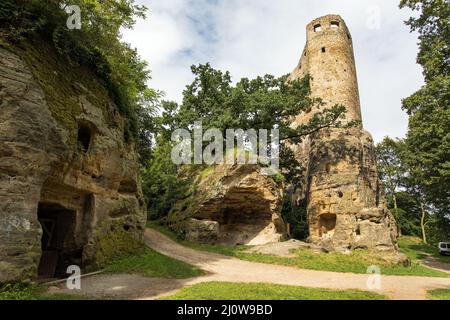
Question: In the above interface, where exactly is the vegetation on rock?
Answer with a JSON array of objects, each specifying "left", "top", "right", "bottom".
[{"left": 0, "top": 0, "right": 157, "bottom": 147}]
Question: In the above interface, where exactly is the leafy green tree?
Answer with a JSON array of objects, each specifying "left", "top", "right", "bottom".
[
  {"left": 141, "top": 138, "right": 190, "bottom": 220},
  {"left": 159, "top": 63, "right": 352, "bottom": 185},
  {"left": 399, "top": 0, "right": 450, "bottom": 240},
  {"left": 146, "top": 63, "right": 353, "bottom": 221},
  {"left": 376, "top": 137, "right": 407, "bottom": 221}
]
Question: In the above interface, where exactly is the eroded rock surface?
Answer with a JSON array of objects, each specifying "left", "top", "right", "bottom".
[
  {"left": 167, "top": 164, "right": 286, "bottom": 245},
  {"left": 0, "top": 41, "right": 145, "bottom": 283}
]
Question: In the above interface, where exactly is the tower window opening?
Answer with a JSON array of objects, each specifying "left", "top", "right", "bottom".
[
  {"left": 321, "top": 47, "right": 326, "bottom": 53},
  {"left": 330, "top": 21, "right": 340, "bottom": 29},
  {"left": 314, "top": 24, "right": 322, "bottom": 32}
]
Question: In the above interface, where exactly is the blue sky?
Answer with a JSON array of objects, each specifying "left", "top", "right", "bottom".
[{"left": 122, "top": 0, "right": 424, "bottom": 142}]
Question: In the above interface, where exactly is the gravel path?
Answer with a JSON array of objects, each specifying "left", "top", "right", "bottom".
[
  {"left": 51, "top": 229, "right": 450, "bottom": 300},
  {"left": 141, "top": 229, "right": 450, "bottom": 300}
]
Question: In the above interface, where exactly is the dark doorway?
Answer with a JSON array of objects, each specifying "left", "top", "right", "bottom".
[
  {"left": 37, "top": 203, "right": 80, "bottom": 280},
  {"left": 77, "top": 123, "right": 92, "bottom": 153}
]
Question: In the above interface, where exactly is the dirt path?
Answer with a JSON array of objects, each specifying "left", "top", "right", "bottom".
[
  {"left": 51, "top": 229, "right": 450, "bottom": 300},
  {"left": 421, "top": 257, "right": 450, "bottom": 274},
  {"left": 141, "top": 229, "right": 450, "bottom": 300}
]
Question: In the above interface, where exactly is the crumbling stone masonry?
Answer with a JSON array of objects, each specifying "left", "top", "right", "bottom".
[{"left": 289, "top": 15, "right": 398, "bottom": 251}]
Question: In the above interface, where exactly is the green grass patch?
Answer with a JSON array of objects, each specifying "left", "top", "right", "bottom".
[
  {"left": 399, "top": 236, "right": 450, "bottom": 264},
  {"left": 105, "top": 247, "right": 202, "bottom": 279},
  {"left": 0, "top": 283, "right": 91, "bottom": 300},
  {"left": 235, "top": 249, "right": 449, "bottom": 277},
  {"left": 163, "top": 282, "right": 387, "bottom": 300},
  {"left": 427, "top": 288, "right": 450, "bottom": 300},
  {"left": 147, "top": 221, "right": 449, "bottom": 278}
]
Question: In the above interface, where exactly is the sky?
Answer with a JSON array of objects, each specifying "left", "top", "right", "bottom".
[{"left": 122, "top": 0, "right": 424, "bottom": 143}]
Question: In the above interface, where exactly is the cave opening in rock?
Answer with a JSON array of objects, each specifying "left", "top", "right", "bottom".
[
  {"left": 77, "top": 122, "right": 92, "bottom": 152},
  {"left": 214, "top": 188, "right": 274, "bottom": 245},
  {"left": 318, "top": 213, "right": 337, "bottom": 237},
  {"left": 37, "top": 202, "right": 81, "bottom": 280}
]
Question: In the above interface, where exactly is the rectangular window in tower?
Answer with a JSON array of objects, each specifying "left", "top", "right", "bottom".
[{"left": 330, "top": 21, "right": 340, "bottom": 29}]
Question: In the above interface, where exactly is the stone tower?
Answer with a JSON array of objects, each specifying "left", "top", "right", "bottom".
[
  {"left": 289, "top": 14, "right": 362, "bottom": 126},
  {"left": 289, "top": 15, "right": 398, "bottom": 252}
]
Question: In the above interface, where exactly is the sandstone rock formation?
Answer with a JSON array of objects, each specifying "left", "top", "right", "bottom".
[
  {"left": 167, "top": 164, "right": 286, "bottom": 245},
  {"left": 289, "top": 15, "right": 398, "bottom": 251},
  {"left": 0, "top": 40, "right": 146, "bottom": 283}
]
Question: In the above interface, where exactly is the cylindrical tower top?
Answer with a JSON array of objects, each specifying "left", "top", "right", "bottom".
[
  {"left": 290, "top": 14, "right": 363, "bottom": 126},
  {"left": 306, "top": 15, "right": 352, "bottom": 44}
]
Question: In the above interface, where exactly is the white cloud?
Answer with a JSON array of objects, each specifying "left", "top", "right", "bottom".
[{"left": 123, "top": 0, "right": 424, "bottom": 142}]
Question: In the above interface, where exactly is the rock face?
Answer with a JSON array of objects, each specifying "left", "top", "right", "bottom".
[
  {"left": 0, "top": 40, "right": 146, "bottom": 283},
  {"left": 168, "top": 164, "right": 286, "bottom": 245},
  {"left": 288, "top": 15, "right": 398, "bottom": 251}
]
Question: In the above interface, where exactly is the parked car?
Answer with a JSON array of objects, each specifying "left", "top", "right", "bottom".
[{"left": 439, "top": 242, "right": 450, "bottom": 256}]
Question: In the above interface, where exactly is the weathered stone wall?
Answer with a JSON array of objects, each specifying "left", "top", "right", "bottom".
[
  {"left": 0, "top": 40, "right": 146, "bottom": 283},
  {"left": 289, "top": 15, "right": 398, "bottom": 251}
]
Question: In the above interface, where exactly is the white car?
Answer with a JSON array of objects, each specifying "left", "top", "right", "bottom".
[{"left": 439, "top": 242, "right": 450, "bottom": 256}]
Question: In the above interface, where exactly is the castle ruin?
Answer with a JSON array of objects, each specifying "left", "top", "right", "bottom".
[{"left": 289, "top": 15, "right": 398, "bottom": 251}]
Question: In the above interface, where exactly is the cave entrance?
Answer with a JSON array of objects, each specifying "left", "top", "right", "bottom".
[
  {"left": 215, "top": 188, "right": 274, "bottom": 245},
  {"left": 217, "top": 208, "right": 272, "bottom": 245},
  {"left": 318, "top": 213, "right": 337, "bottom": 237},
  {"left": 37, "top": 202, "right": 80, "bottom": 280}
]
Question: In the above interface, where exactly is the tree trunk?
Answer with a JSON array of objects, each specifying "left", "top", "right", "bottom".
[
  {"left": 392, "top": 192, "right": 401, "bottom": 236},
  {"left": 420, "top": 202, "right": 427, "bottom": 244}
]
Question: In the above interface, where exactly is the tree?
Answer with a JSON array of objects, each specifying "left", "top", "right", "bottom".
[
  {"left": 159, "top": 63, "right": 353, "bottom": 185},
  {"left": 376, "top": 138, "right": 407, "bottom": 222},
  {"left": 145, "top": 63, "right": 354, "bottom": 220},
  {"left": 399, "top": 0, "right": 450, "bottom": 239}
]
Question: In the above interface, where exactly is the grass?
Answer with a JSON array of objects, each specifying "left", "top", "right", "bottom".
[
  {"left": 0, "top": 283, "right": 91, "bottom": 300},
  {"left": 398, "top": 236, "right": 450, "bottom": 264},
  {"left": 1, "top": 247, "right": 202, "bottom": 300},
  {"left": 163, "top": 282, "right": 387, "bottom": 300},
  {"left": 147, "top": 221, "right": 449, "bottom": 278},
  {"left": 427, "top": 288, "right": 450, "bottom": 300},
  {"left": 105, "top": 247, "right": 202, "bottom": 279}
]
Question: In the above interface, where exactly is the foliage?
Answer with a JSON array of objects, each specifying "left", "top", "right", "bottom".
[
  {"left": 376, "top": 137, "right": 449, "bottom": 244},
  {"left": 164, "top": 282, "right": 387, "bottom": 300},
  {"left": 145, "top": 63, "right": 353, "bottom": 220},
  {"left": 0, "top": 283, "right": 90, "bottom": 300},
  {"left": 0, "top": 0, "right": 157, "bottom": 146},
  {"left": 0, "top": 283, "right": 38, "bottom": 300},
  {"left": 399, "top": 0, "right": 449, "bottom": 81},
  {"left": 163, "top": 64, "right": 353, "bottom": 151},
  {"left": 105, "top": 247, "right": 202, "bottom": 279},
  {"left": 398, "top": 0, "right": 450, "bottom": 239},
  {"left": 427, "top": 288, "right": 450, "bottom": 300},
  {"left": 281, "top": 196, "right": 309, "bottom": 240},
  {"left": 141, "top": 138, "right": 192, "bottom": 220}
]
